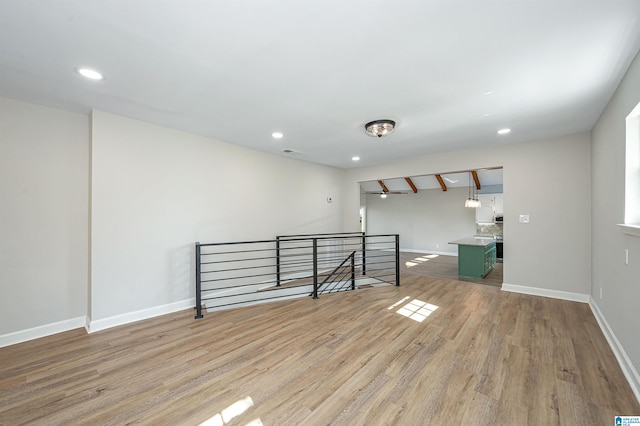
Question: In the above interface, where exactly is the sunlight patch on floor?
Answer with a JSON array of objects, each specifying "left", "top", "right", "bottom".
[
  {"left": 199, "top": 396, "right": 261, "bottom": 426},
  {"left": 405, "top": 254, "right": 440, "bottom": 268},
  {"left": 387, "top": 296, "right": 411, "bottom": 310},
  {"left": 392, "top": 298, "right": 438, "bottom": 323}
]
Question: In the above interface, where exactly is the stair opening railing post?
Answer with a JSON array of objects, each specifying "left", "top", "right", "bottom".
[
  {"left": 276, "top": 236, "right": 281, "bottom": 287},
  {"left": 350, "top": 252, "right": 356, "bottom": 290},
  {"left": 361, "top": 232, "right": 367, "bottom": 275},
  {"left": 395, "top": 234, "right": 400, "bottom": 287},
  {"left": 312, "top": 238, "right": 319, "bottom": 299},
  {"left": 194, "top": 242, "right": 203, "bottom": 319}
]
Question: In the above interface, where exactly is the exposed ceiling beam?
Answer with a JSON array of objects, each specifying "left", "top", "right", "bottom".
[
  {"left": 377, "top": 180, "right": 389, "bottom": 193},
  {"left": 471, "top": 170, "right": 481, "bottom": 190},
  {"left": 404, "top": 177, "right": 418, "bottom": 193},
  {"left": 435, "top": 174, "right": 447, "bottom": 192}
]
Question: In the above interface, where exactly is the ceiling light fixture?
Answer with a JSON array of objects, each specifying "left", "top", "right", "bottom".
[
  {"left": 497, "top": 128, "right": 511, "bottom": 135},
  {"left": 352, "top": 156, "right": 360, "bottom": 161},
  {"left": 380, "top": 193, "right": 388, "bottom": 199},
  {"left": 75, "top": 67, "right": 103, "bottom": 80},
  {"left": 365, "top": 119, "right": 396, "bottom": 138},
  {"left": 272, "top": 132, "right": 283, "bottom": 139}
]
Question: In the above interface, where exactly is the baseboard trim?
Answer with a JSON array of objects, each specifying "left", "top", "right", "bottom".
[
  {"left": 589, "top": 298, "right": 640, "bottom": 404},
  {"left": 87, "top": 298, "right": 195, "bottom": 333},
  {"left": 0, "top": 316, "right": 87, "bottom": 348},
  {"left": 400, "top": 248, "right": 457, "bottom": 257},
  {"left": 501, "top": 283, "right": 590, "bottom": 303}
]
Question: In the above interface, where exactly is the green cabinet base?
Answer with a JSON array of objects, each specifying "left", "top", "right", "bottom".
[{"left": 457, "top": 242, "right": 496, "bottom": 279}]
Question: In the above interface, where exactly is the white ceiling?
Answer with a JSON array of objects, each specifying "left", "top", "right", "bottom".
[
  {"left": 1, "top": 1, "right": 639, "bottom": 169},
  {"left": 360, "top": 168, "right": 503, "bottom": 193}
]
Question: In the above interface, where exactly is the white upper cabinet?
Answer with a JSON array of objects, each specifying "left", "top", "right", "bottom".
[
  {"left": 476, "top": 194, "right": 495, "bottom": 223},
  {"left": 494, "top": 194, "right": 504, "bottom": 216},
  {"left": 476, "top": 193, "right": 503, "bottom": 223}
]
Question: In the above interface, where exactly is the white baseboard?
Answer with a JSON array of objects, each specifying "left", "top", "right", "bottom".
[
  {"left": 87, "top": 298, "right": 195, "bottom": 333},
  {"left": 0, "top": 316, "right": 87, "bottom": 348},
  {"left": 501, "top": 283, "right": 590, "bottom": 303},
  {"left": 400, "top": 248, "right": 458, "bottom": 257},
  {"left": 589, "top": 298, "right": 640, "bottom": 404}
]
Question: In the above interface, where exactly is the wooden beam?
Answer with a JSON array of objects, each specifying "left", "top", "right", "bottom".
[
  {"left": 471, "top": 170, "right": 481, "bottom": 190},
  {"left": 377, "top": 180, "right": 389, "bottom": 193},
  {"left": 435, "top": 174, "right": 447, "bottom": 192},
  {"left": 404, "top": 177, "right": 418, "bottom": 193}
]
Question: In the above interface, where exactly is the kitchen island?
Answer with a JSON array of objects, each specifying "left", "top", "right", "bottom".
[{"left": 449, "top": 238, "right": 497, "bottom": 279}]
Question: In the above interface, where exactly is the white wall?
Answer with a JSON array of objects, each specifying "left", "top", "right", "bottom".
[
  {"left": 90, "top": 111, "right": 344, "bottom": 325},
  {"left": 365, "top": 187, "right": 476, "bottom": 254},
  {"left": 591, "top": 50, "right": 640, "bottom": 395},
  {"left": 0, "top": 97, "right": 88, "bottom": 335},
  {"left": 343, "top": 132, "right": 592, "bottom": 296}
]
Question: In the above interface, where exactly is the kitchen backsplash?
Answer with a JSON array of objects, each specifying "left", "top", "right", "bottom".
[{"left": 476, "top": 222, "right": 503, "bottom": 236}]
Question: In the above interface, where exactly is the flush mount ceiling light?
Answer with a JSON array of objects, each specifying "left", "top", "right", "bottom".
[
  {"left": 352, "top": 156, "right": 360, "bottom": 162},
  {"left": 497, "top": 128, "right": 511, "bottom": 135},
  {"left": 365, "top": 119, "right": 396, "bottom": 138},
  {"left": 75, "top": 67, "right": 103, "bottom": 80},
  {"left": 272, "top": 132, "right": 283, "bottom": 139}
]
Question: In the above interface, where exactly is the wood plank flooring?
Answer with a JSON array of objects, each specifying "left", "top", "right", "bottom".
[
  {"left": 1, "top": 273, "right": 638, "bottom": 425},
  {"left": 400, "top": 251, "right": 503, "bottom": 286}
]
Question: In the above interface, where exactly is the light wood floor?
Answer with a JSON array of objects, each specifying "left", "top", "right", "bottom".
[
  {"left": 1, "top": 273, "right": 638, "bottom": 425},
  {"left": 400, "top": 251, "right": 503, "bottom": 287}
]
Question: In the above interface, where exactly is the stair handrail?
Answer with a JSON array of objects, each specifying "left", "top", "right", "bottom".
[
  {"left": 313, "top": 250, "right": 356, "bottom": 299},
  {"left": 276, "top": 232, "right": 364, "bottom": 287},
  {"left": 194, "top": 233, "right": 399, "bottom": 319}
]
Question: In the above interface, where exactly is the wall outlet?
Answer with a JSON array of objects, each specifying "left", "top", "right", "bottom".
[{"left": 519, "top": 214, "right": 530, "bottom": 223}]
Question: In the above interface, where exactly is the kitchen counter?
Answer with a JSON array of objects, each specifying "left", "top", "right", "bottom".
[{"left": 449, "top": 237, "right": 495, "bottom": 247}]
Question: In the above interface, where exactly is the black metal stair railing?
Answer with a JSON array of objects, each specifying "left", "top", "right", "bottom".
[
  {"left": 313, "top": 250, "right": 356, "bottom": 299},
  {"left": 194, "top": 232, "right": 399, "bottom": 319}
]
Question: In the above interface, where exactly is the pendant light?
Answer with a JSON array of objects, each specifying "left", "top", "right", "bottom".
[
  {"left": 465, "top": 171, "right": 482, "bottom": 208},
  {"left": 465, "top": 171, "right": 474, "bottom": 208}
]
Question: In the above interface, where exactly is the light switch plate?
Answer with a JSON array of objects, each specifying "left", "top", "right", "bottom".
[{"left": 519, "top": 214, "right": 530, "bottom": 223}]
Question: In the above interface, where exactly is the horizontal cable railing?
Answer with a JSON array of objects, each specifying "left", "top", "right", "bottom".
[
  {"left": 195, "top": 232, "right": 399, "bottom": 318},
  {"left": 314, "top": 250, "right": 356, "bottom": 299}
]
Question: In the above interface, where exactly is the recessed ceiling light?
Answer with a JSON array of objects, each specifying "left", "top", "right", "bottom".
[
  {"left": 497, "top": 128, "right": 511, "bottom": 135},
  {"left": 352, "top": 156, "right": 360, "bottom": 161},
  {"left": 75, "top": 67, "right": 103, "bottom": 80},
  {"left": 272, "top": 132, "right": 283, "bottom": 139}
]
